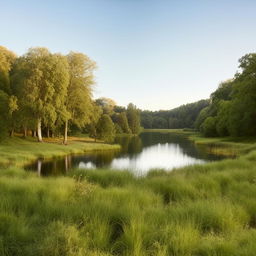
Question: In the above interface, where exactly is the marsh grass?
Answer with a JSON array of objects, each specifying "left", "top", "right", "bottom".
[{"left": 1, "top": 149, "right": 256, "bottom": 255}]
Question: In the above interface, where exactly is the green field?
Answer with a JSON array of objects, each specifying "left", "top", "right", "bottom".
[{"left": 1, "top": 132, "right": 256, "bottom": 255}]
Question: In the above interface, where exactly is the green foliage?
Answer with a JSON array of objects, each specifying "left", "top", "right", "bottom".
[
  {"left": 66, "top": 52, "right": 96, "bottom": 128},
  {"left": 0, "top": 90, "right": 10, "bottom": 140},
  {"left": 96, "top": 114, "right": 116, "bottom": 142},
  {"left": 201, "top": 117, "right": 217, "bottom": 137},
  {"left": 141, "top": 99, "right": 209, "bottom": 129},
  {"left": 194, "top": 54, "right": 256, "bottom": 138},
  {"left": 127, "top": 103, "right": 140, "bottom": 134},
  {"left": 0, "top": 46, "right": 16, "bottom": 94},
  {"left": 152, "top": 116, "right": 168, "bottom": 128},
  {"left": 114, "top": 123, "right": 123, "bottom": 134},
  {"left": 215, "top": 101, "right": 231, "bottom": 136},
  {"left": 140, "top": 110, "right": 153, "bottom": 129},
  {"left": 0, "top": 45, "right": 140, "bottom": 142},
  {"left": 117, "top": 112, "right": 131, "bottom": 134},
  {"left": 96, "top": 97, "right": 116, "bottom": 115}
]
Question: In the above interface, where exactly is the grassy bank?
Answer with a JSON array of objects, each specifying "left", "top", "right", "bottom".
[
  {"left": 144, "top": 129, "right": 256, "bottom": 157},
  {"left": 1, "top": 152, "right": 256, "bottom": 255},
  {"left": 0, "top": 136, "right": 120, "bottom": 167},
  {"left": 1, "top": 130, "right": 256, "bottom": 255}
]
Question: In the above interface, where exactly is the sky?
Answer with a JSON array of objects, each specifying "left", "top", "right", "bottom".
[{"left": 1, "top": 0, "right": 256, "bottom": 110}]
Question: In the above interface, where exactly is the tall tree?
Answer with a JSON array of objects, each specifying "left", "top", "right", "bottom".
[
  {"left": 96, "top": 114, "right": 116, "bottom": 142},
  {"left": 11, "top": 48, "right": 69, "bottom": 142},
  {"left": 64, "top": 52, "right": 96, "bottom": 144},
  {"left": 117, "top": 112, "right": 131, "bottom": 134},
  {"left": 0, "top": 46, "right": 16, "bottom": 94},
  {"left": 95, "top": 97, "right": 116, "bottom": 115},
  {"left": 127, "top": 103, "right": 140, "bottom": 134},
  {"left": 87, "top": 103, "right": 103, "bottom": 141},
  {"left": 0, "top": 46, "right": 17, "bottom": 138}
]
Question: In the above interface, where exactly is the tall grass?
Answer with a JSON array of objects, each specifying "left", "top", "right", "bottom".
[{"left": 1, "top": 151, "right": 256, "bottom": 255}]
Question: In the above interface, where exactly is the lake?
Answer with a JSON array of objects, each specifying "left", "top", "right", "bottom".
[{"left": 26, "top": 132, "right": 228, "bottom": 176}]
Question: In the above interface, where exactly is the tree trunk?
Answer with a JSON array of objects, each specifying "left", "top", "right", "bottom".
[
  {"left": 23, "top": 127, "right": 27, "bottom": 138},
  {"left": 32, "top": 130, "right": 37, "bottom": 137},
  {"left": 37, "top": 160, "right": 42, "bottom": 176},
  {"left": 9, "top": 129, "right": 14, "bottom": 137},
  {"left": 47, "top": 127, "right": 50, "bottom": 138},
  {"left": 37, "top": 119, "right": 43, "bottom": 142},
  {"left": 63, "top": 120, "right": 68, "bottom": 145}
]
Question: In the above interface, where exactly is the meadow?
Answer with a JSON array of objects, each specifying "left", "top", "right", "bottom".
[{"left": 1, "top": 147, "right": 256, "bottom": 255}]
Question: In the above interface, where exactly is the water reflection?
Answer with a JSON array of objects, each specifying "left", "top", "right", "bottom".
[{"left": 26, "top": 132, "right": 228, "bottom": 176}]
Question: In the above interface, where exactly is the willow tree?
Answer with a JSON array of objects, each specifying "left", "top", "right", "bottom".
[
  {"left": 11, "top": 48, "right": 69, "bottom": 142},
  {"left": 64, "top": 52, "right": 96, "bottom": 144}
]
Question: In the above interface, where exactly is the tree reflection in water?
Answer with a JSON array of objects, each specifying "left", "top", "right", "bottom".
[{"left": 26, "top": 132, "right": 228, "bottom": 176}]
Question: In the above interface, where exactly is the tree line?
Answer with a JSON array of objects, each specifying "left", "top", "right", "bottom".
[
  {"left": 196, "top": 53, "right": 256, "bottom": 137},
  {"left": 140, "top": 100, "right": 209, "bottom": 129},
  {"left": 140, "top": 52, "right": 256, "bottom": 138},
  {"left": 0, "top": 46, "right": 140, "bottom": 143}
]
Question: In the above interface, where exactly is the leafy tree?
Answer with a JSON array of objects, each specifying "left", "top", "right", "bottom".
[
  {"left": 96, "top": 114, "right": 115, "bottom": 142},
  {"left": 127, "top": 103, "right": 140, "bottom": 134},
  {"left": 140, "top": 111, "right": 153, "bottom": 129},
  {"left": 140, "top": 99, "right": 209, "bottom": 129},
  {"left": 0, "top": 91, "right": 10, "bottom": 139},
  {"left": 201, "top": 117, "right": 217, "bottom": 137},
  {"left": 11, "top": 48, "right": 69, "bottom": 142},
  {"left": 228, "top": 54, "right": 256, "bottom": 136},
  {"left": 0, "top": 46, "right": 17, "bottom": 138},
  {"left": 195, "top": 107, "right": 210, "bottom": 131},
  {"left": 152, "top": 116, "right": 168, "bottom": 129},
  {"left": 114, "top": 123, "right": 123, "bottom": 134},
  {"left": 117, "top": 112, "right": 131, "bottom": 134},
  {"left": 87, "top": 103, "right": 103, "bottom": 141},
  {"left": 64, "top": 52, "right": 96, "bottom": 144},
  {"left": 215, "top": 101, "right": 231, "bottom": 136},
  {"left": 113, "top": 105, "right": 126, "bottom": 113},
  {"left": 95, "top": 97, "right": 116, "bottom": 115},
  {"left": 0, "top": 46, "right": 16, "bottom": 94}
]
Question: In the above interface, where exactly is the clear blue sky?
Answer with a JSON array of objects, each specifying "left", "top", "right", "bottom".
[{"left": 1, "top": 0, "right": 256, "bottom": 110}]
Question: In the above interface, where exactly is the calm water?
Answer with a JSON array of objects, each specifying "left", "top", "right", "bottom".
[{"left": 26, "top": 132, "right": 227, "bottom": 176}]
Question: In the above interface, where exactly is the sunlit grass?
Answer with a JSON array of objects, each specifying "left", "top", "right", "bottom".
[
  {"left": 0, "top": 136, "right": 120, "bottom": 166},
  {"left": 1, "top": 149, "right": 256, "bottom": 255}
]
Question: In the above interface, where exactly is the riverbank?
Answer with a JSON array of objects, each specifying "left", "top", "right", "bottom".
[
  {"left": 1, "top": 131, "right": 256, "bottom": 255},
  {"left": 143, "top": 129, "right": 256, "bottom": 157},
  {"left": 0, "top": 136, "right": 120, "bottom": 167},
  {"left": 1, "top": 150, "right": 256, "bottom": 255}
]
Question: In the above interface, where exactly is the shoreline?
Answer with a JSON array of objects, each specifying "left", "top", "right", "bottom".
[
  {"left": 143, "top": 129, "right": 256, "bottom": 157},
  {"left": 0, "top": 136, "right": 120, "bottom": 167}
]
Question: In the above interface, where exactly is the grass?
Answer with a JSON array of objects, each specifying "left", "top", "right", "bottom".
[
  {"left": 144, "top": 128, "right": 256, "bottom": 157},
  {"left": 1, "top": 131, "right": 256, "bottom": 255},
  {"left": 1, "top": 149, "right": 256, "bottom": 255},
  {"left": 0, "top": 136, "right": 120, "bottom": 167}
]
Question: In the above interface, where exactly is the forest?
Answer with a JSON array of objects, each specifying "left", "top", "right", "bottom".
[
  {"left": 0, "top": 46, "right": 140, "bottom": 143},
  {"left": 140, "top": 99, "right": 209, "bottom": 129},
  {"left": 141, "top": 53, "right": 256, "bottom": 138},
  {"left": 195, "top": 53, "right": 256, "bottom": 137},
  {"left": 1, "top": 45, "right": 256, "bottom": 142}
]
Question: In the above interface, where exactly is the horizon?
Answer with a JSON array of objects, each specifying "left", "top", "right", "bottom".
[{"left": 1, "top": 0, "right": 256, "bottom": 110}]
